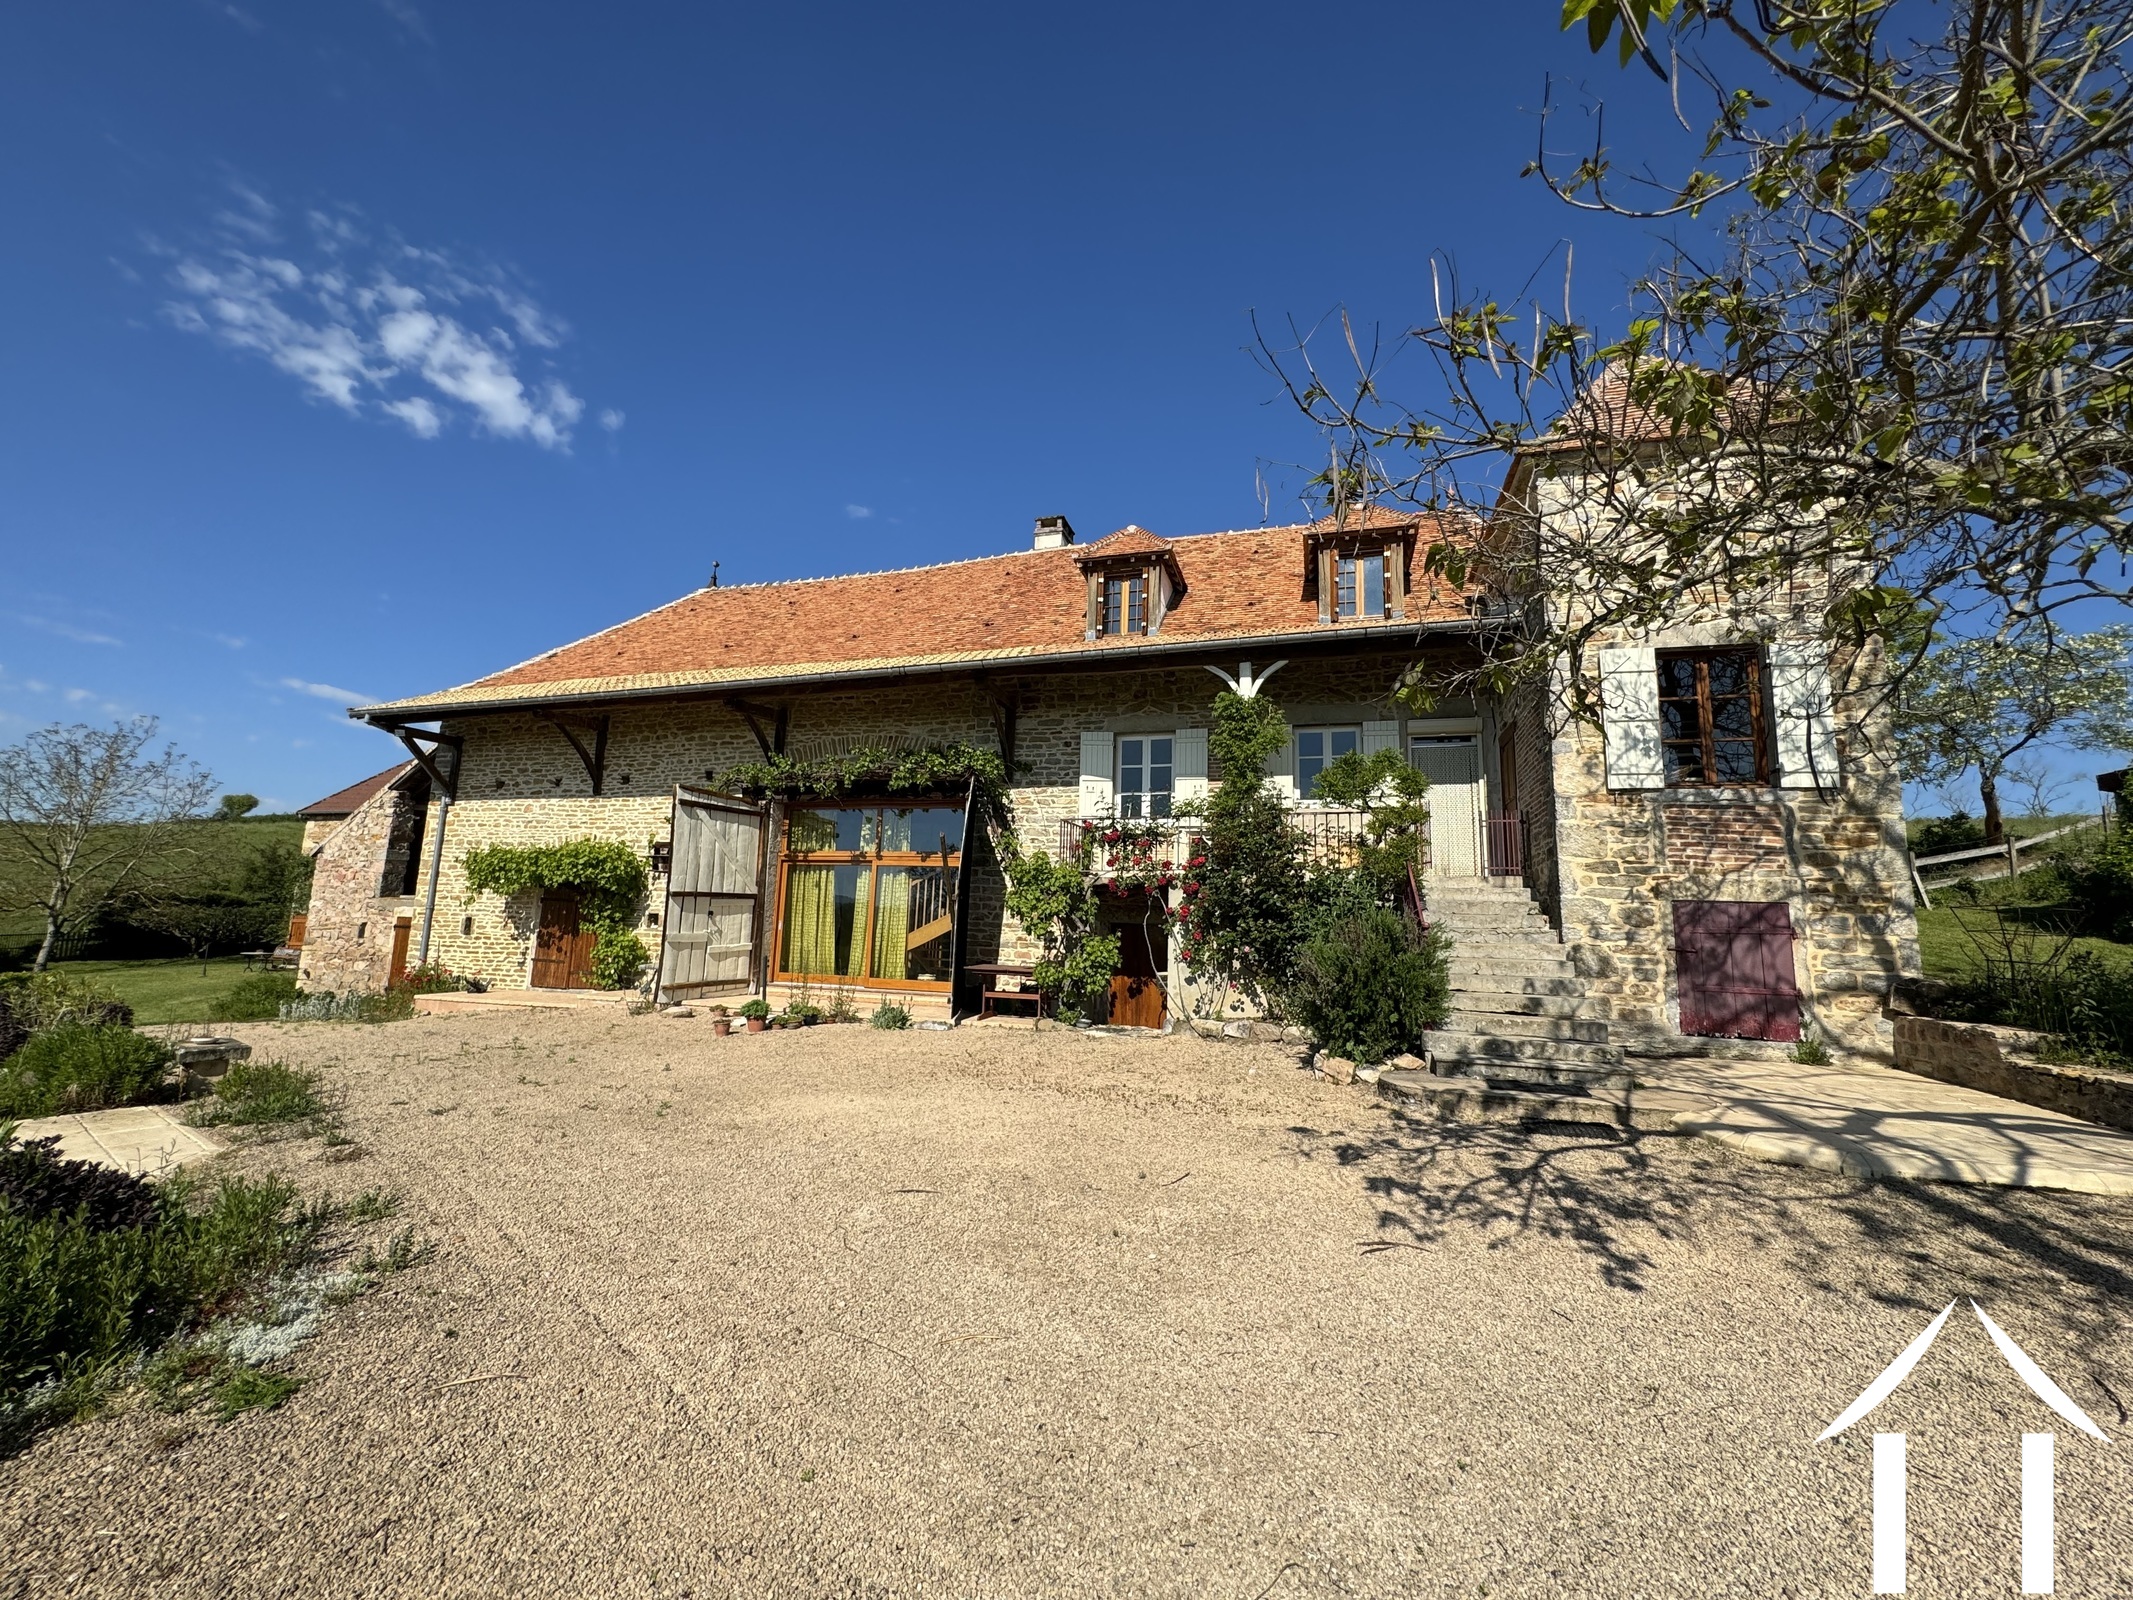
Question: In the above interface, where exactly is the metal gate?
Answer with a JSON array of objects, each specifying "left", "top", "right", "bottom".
[
  {"left": 1672, "top": 899, "right": 1802, "bottom": 1042},
  {"left": 658, "top": 787, "right": 767, "bottom": 999}
]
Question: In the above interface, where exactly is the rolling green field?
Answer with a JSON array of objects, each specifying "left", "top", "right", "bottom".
[
  {"left": 33, "top": 958, "right": 268, "bottom": 1026},
  {"left": 0, "top": 814, "right": 305, "bottom": 960},
  {"left": 1916, "top": 905, "right": 2133, "bottom": 982}
]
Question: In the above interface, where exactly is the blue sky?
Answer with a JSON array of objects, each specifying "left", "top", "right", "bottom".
[{"left": 0, "top": 2, "right": 2111, "bottom": 819}]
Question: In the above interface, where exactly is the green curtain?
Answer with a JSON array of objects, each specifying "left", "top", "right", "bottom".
[
  {"left": 781, "top": 866, "right": 842, "bottom": 975},
  {"left": 870, "top": 867, "right": 911, "bottom": 981}
]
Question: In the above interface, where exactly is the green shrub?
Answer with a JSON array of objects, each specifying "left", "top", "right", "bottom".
[
  {"left": 279, "top": 988, "right": 416, "bottom": 1023},
  {"left": 187, "top": 1062, "right": 328, "bottom": 1129},
  {"left": 2061, "top": 829, "right": 2133, "bottom": 942},
  {"left": 1289, "top": 910, "right": 1450, "bottom": 1063},
  {"left": 0, "top": 1124, "right": 160, "bottom": 1232},
  {"left": 589, "top": 929, "right": 650, "bottom": 991},
  {"left": 210, "top": 971, "right": 299, "bottom": 1023},
  {"left": 738, "top": 998, "right": 771, "bottom": 1020},
  {"left": 389, "top": 961, "right": 466, "bottom": 995},
  {"left": 0, "top": 971, "right": 135, "bottom": 1060},
  {"left": 0, "top": 1024, "right": 173, "bottom": 1118},
  {"left": 1914, "top": 812, "right": 1987, "bottom": 856},
  {"left": 869, "top": 1001, "right": 912, "bottom": 1030},
  {"left": 0, "top": 1170, "right": 314, "bottom": 1413}
]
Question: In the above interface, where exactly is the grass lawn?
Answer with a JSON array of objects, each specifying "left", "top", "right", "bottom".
[
  {"left": 1916, "top": 905, "right": 2133, "bottom": 983},
  {"left": 40, "top": 957, "right": 267, "bottom": 1026}
]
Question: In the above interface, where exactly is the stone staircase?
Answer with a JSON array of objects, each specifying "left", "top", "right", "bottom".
[{"left": 1379, "top": 878, "right": 1682, "bottom": 1129}]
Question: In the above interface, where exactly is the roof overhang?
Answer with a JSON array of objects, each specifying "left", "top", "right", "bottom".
[{"left": 351, "top": 616, "right": 1495, "bottom": 727}]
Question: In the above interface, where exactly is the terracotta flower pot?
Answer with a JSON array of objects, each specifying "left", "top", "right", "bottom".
[
  {"left": 711, "top": 1018, "right": 732, "bottom": 1037},
  {"left": 745, "top": 1016, "right": 767, "bottom": 1033}
]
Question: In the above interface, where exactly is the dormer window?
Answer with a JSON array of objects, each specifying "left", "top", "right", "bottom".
[
  {"left": 1102, "top": 574, "right": 1149, "bottom": 636},
  {"left": 1336, "top": 554, "right": 1386, "bottom": 619}
]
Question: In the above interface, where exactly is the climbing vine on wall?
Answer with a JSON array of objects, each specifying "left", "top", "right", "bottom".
[
  {"left": 461, "top": 839, "right": 651, "bottom": 990},
  {"left": 715, "top": 742, "right": 1009, "bottom": 806}
]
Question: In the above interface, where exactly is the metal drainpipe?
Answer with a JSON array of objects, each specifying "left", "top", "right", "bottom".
[{"left": 414, "top": 792, "right": 452, "bottom": 967}]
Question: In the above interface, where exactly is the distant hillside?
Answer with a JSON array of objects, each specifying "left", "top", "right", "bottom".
[{"left": 0, "top": 814, "right": 306, "bottom": 965}]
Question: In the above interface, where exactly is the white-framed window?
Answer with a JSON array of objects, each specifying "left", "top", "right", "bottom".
[
  {"left": 1335, "top": 553, "right": 1386, "bottom": 618},
  {"left": 1295, "top": 726, "right": 1360, "bottom": 797},
  {"left": 1117, "top": 735, "right": 1174, "bottom": 819}
]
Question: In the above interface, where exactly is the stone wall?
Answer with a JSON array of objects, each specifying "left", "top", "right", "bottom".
[
  {"left": 1541, "top": 637, "right": 1916, "bottom": 1055},
  {"left": 307, "top": 651, "right": 1439, "bottom": 1012},
  {"left": 298, "top": 779, "right": 421, "bottom": 995},
  {"left": 1894, "top": 1016, "right": 2133, "bottom": 1134}
]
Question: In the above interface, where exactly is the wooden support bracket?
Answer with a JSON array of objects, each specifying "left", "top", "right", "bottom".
[
  {"left": 538, "top": 712, "right": 611, "bottom": 796},
  {"left": 725, "top": 698, "right": 789, "bottom": 759},
  {"left": 388, "top": 726, "right": 464, "bottom": 801}
]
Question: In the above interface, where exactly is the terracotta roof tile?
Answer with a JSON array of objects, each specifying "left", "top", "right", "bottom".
[
  {"left": 297, "top": 763, "right": 413, "bottom": 818},
  {"left": 359, "top": 517, "right": 1481, "bottom": 717},
  {"left": 1075, "top": 524, "right": 1173, "bottom": 560}
]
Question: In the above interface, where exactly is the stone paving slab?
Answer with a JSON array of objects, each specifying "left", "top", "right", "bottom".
[
  {"left": 1646, "top": 1053, "right": 2133, "bottom": 1195},
  {"left": 12, "top": 1104, "right": 224, "bottom": 1177}
]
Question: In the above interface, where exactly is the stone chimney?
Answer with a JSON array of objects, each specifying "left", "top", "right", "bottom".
[{"left": 1032, "top": 515, "right": 1076, "bottom": 551}]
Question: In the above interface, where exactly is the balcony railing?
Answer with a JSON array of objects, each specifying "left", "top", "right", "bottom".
[{"left": 1059, "top": 807, "right": 1385, "bottom": 870}]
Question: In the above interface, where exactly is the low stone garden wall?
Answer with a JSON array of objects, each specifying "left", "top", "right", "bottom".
[{"left": 1892, "top": 1015, "right": 2133, "bottom": 1134}]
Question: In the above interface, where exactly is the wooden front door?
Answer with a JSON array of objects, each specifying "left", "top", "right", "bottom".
[
  {"left": 1673, "top": 899, "right": 1802, "bottom": 1042},
  {"left": 388, "top": 918, "right": 412, "bottom": 987},
  {"left": 1104, "top": 906, "right": 1168, "bottom": 1028},
  {"left": 532, "top": 894, "right": 598, "bottom": 989}
]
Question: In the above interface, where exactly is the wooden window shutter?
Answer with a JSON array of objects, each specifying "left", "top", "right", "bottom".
[
  {"left": 1262, "top": 723, "right": 1298, "bottom": 800},
  {"left": 1360, "top": 719, "right": 1402, "bottom": 759},
  {"left": 1173, "top": 727, "right": 1209, "bottom": 805},
  {"left": 1767, "top": 639, "right": 1839, "bottom": 789},
  {"left": 1598, "top": 645, "right": 1665, "bottom": 789},
  {"left": 1079, "top": 731, "right": 1115, "bottom": 815}
]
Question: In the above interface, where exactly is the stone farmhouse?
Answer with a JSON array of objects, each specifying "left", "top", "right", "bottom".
[{"left": 297, "top": 451, "right": 1918, "bottom": 1058}]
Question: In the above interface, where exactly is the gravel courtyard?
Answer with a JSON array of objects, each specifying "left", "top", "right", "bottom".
[{"left": 8, "top": 1010, "right": 2133, "bottom": 1598}]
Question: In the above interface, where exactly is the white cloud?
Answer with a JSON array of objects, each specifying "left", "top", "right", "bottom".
[
  {"left": 281, "top": 676, "right": 373, "bottom": 705},
  {"left": 16, "top": 614, "right": 123, "bottom": 647},
  {"left": 600, "top": 408, "right": 625, "bottom": 432},
  {"left": 158, "top": 188, "right": 593, "bottom": 451},
  {"left": 845, "top": 504, "right": 874, "bottom": 519},
  {"left": 211, "top": 633, "right": 247, "bottom": 650},
  {"left": 375, "top": 0, "right": 430, "bottom": 42}
]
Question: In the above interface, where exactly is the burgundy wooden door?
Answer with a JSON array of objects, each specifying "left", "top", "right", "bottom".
[
  {"left": 532, "top": 894, "right": 598, "bottom": 989},
  {"left": 1105, "top": 904, "right": 1168, "bottom": 1028},
  {"left": 1673, "top": 899, "right": 1802, "bottom": 1042}
]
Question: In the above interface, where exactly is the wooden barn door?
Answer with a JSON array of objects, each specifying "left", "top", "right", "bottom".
[
  {"left": 388, "top": 917, "right": 413, "bottom": 987},
  {"left": 532, "top": 894, "right": 598, "bottom": 989},
  {"left": 1672, "top": 900, "right": 1802, "bottom": 1042},
  {"left": 657, "top": 788, "right": 767, "bottom": 1000}
]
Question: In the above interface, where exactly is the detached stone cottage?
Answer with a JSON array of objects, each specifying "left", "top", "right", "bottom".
[{"left": 300, "top": 480, "right": 1917, "bottom": 1053}]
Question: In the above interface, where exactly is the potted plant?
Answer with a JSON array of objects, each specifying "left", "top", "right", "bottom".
[
  {"left": 739, "top": 998, "right": 771, "bottom": 1033},
  {"left": 786, "top": 1001, "right": 823, "bottom": 1027},
  {"left": 710, "top": 1013, "right": 732, "bottom": 1038}
]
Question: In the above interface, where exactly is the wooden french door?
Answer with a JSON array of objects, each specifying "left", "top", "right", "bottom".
[
  {"left": 1672, "top": 899, "right": 1802, "bottom": 1042},
  {"left": 532, "top": 894, "right": 598, "bottom": 989}
]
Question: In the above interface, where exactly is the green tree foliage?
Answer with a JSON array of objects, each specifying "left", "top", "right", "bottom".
[
  {"left": 1309, "top": 748, "right": 1432, "bottom": 893},
  {"left": 213, "top": 795, "right": 260, "bottom": 821},
  {"left": 461, "top": 839, "right": 652, "bottom": 989},
  {"left": 0, "top": 720, "right": 216, "bottom": 971},
  {"left": 1896, "top": 625, "right": 2133, "bottom": 843},
  {"left": 1288, "top": 909, "right": 1451, "bottom": 1063},
  {"left": 998, "top": 843, "right": 1119, "bottom": 1018},
  {"left": 1264, "top": 0, "right": 2133, "bottom": 703},
  {"left": 1176, "top": 692, "right": 1315, "bottom": 1008}
]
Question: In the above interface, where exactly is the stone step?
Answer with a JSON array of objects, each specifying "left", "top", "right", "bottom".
[
  {"left": 1445, "top": 975, "right": 1590, "bottom": 1001},
  {"left": 1425, "top": 1030, "right": 1627, "bottom": 1069},
  {"left": 1376, "top": 1070, "right": 1691, "bottom": 1133},
  {"left": 1436, "top": 1058, "right": 1632, "bottom": 1091},
  {"left": 1444, "top": 1009, "right": 1610, "bottom": 1044},
  {"left": 1443, "top": 987, "right": 1593, "bottom": 1017},
  {"left": 1439, "top": 931, "right": 1567, "bottom": 954},
  {"left": 1427, "top": 913, "right": 1557, "bottom": 935},
  {"left": 1449, "top": 956, "right": 1579, "bottom": 982}
]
